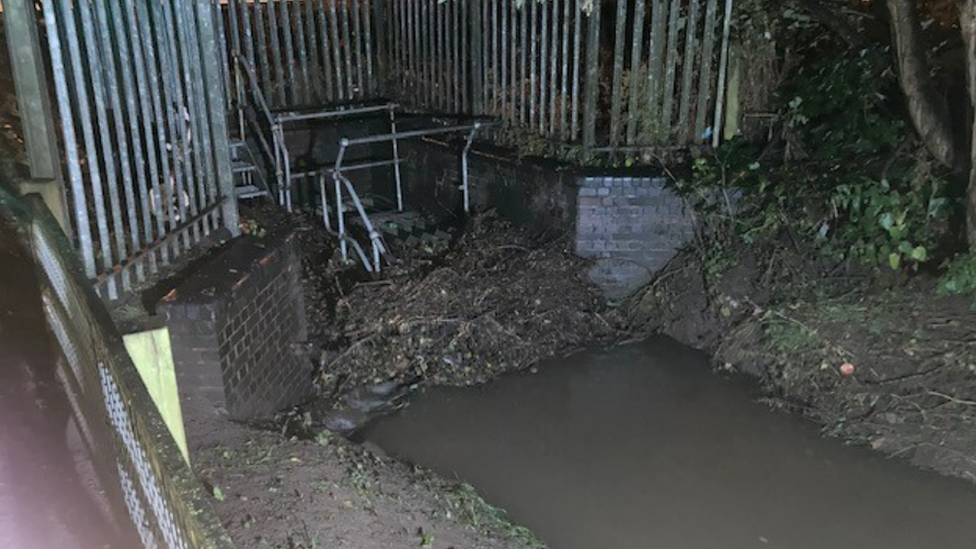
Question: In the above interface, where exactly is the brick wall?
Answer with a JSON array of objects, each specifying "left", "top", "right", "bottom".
[
  {"left": 575, "top": 176, "right": 695, "bottom": 299},
  {"left": 401, "top": 138, "right": 577, "bottom": 231},
  {"left": 401, "top": 139, "right": 696, "bottom": 298},
  {"left": 159, "top": 233, "right": 311, "bottom": 427}
]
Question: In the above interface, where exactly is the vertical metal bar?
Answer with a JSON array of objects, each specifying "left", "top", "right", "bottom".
[
  {"left": 435, "top": 0, "right": 443, "bottom": 108},
  {"left": 501, "top": 0, "right": 508, "bottom": 120},
  {"left": 661, "top": 0, "right": 682, "bottom": 133},
  {"left": 91, "top": 0, "right": 140, "bottom": 283},
  {"left": 646, "top": 0, "right": 668, "bottom": 140},
  {"left": 626, "top": 0, "right": 646, "bottom": 144},
  {"left": 461, "top": 124, "right": 479, "bottom": 213},
  {"left": 389, "top": 107, "right": 403, "bottom": 210},
  {"left": 529, "top": 0, "right": 537, "bottom": 127},
  {"left": 352, "top": 0, "right": 365, "bottom": 98},
  {"left": 712, "top": 0, "right": 733, "bottom": 147},
  {"left": 149, "top": 0, "right": 193, "bottom": 252},
  {"left": 227, "top": 0, "right": 244, "bottom": 130},
  {"left": 280, "top": 0, "right": 299, "bottom": 105},
  {"left": 105, "top": 0, "right": 154, "bottom": 270},
  {"left": 461, "top": 0, "right": 469, "bottom": 112},
  {"left": 677, "top": 0, "right": 701, "bottom": 142},
  {"left": 40, "top": 0, "right": 95, "bottom": 276},
  {"left": 695, "top": 0, "right": 719, "bottom": 143},
  {"left": 471, "top": 0, "right": 483, "bottom": 114},
  {"left": 318, "top": 0, "right": 336, "bottom": 101},
  {"left": 409, "top": 0, "right": 418, "bottom": 103},
  {"left": 134, "top": 0, "right": 181, "bottom": 249},
  {"left": 373, "top": 0, "right": 387, "bottom": 94},
  {"left": 520, "top": 2, "right": 528, "bottom": 125},
  {"left": 441, "top": 0, "right": 449, "bottom": 110},
  {"left": 364, "top": 0, "right": 376, "bottom": 95},
  {"left": 77, "top": 0, "right": 124, "bottom": 295},
  {"left": 539, "top": 0, "right": 548, "bottom": 133},
  {"left": 172, "top": 0, "right": 209, "bottom": 236},
  {"left": 228, "top": 0, "right": 242, "bottom": 60},
  {"left": 392, "top": 0, "right": 401, "bottom": 92},
  {"left": 319, "top": 173, "right": 332, "bottom": 231},
  {"left": 442, "top": 2, "right": 457, "bottom": 112},
  {"left": 491, "top": 0, "right": 499, "bottom": 115},
  {"left": 196, "top": 0, "right": 240, "bottom": 233},
  {"left": 419, "top": 0, "right": 428, "bottom": 106},
  {"left": 213, "top": 0, "right": 232, "bottom": 106},
  {"left": 241, "top": 0, "right": 258, "bottom": 68},
  {"left": 329, "top": 0, "right": 347, "bottom": 100},
  {"left": 428, "top": 0, "right": 436, "bottom": 107},
  {"left": 608, "top": 0, "right": 628, "bottom": 145},
  {"left": 186, "top": 0, "right": 223, "bottom": 231},
  {"left": 559, "top": 0, "right": 571, "bottom": 139},
  {"left": 253, "top": 0, "right": 274, "bottom": 100},
  {"left": 58, "top": 0, "right": 116, "bottom": 296},
  {"left": 570, "top": 0, "right": 582, "bottom": 139},
  {"left": 5, "top": 0, "right": 63, "bottom": 184},
  {"left": 548, "top": 0, "right": 559, "bottom": 135},
  {"left": 582, "top": 1, "right": 600, "bottom": 148},
  {"left": 334, "top": 173, "right": 346, "bottom": 259},
  {"left": 118, "top": 0, "right": 168, "bottom": 269},
  {"left": 454, "top": 0, "right": 462, "bottom": 112},
  {"left": 266, "top": 0, "right": 286, "bottom": 106},
  {"left": 293, "top": 0, "right": 312, "bottom": 105},
  {"left": 341, "top": 0, "right": 356, "bottom": 99},
  {"left": 511, "top": 0, "right": 518, "bottom": 121},
  {"left": 480, "top": 0, "right": 489, "bottom": 112},
  {"left": 305, "top": 0, "right": 323, "bottom": 102}
]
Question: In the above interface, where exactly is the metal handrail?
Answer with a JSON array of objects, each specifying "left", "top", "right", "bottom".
[
  {"left": 232, "top": 51, "right": 285, "bottom": 203},
  {"left": 325, "top": 122, "right": 488, "bottom": 272}
]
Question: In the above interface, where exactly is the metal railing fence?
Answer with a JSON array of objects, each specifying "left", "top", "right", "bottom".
[
  {"left": 385, "top": 0, "right": 734, "bottom": 149},
  {"left": 222, "top": 0, "right": 386, "bottom": 111},
  {"left": 38, "top": 0, "right": 240, "bottom": 301}
]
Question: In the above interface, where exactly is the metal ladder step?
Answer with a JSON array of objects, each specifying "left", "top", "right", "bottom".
[
  {"left": 235, "top": 185, "right": 269, "bottom": 199},
  {"left": 232, "top": 160, "right": 258, "bottom": 174}
]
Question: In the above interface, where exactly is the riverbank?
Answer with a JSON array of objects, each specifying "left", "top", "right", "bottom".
[{"left": 627, "top": 240, "right": 976, "bottom": 482}]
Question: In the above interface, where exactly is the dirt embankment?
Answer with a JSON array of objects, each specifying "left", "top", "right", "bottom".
[{"left": 627, "top": 242, "right": 976, "bottom": 483}]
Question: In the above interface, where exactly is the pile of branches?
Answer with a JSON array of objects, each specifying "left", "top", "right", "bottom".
[{"left": 320, "top": 213, "right": 626, "bottom": 388}]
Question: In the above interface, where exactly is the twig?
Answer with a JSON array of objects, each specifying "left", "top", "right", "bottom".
[{"left": 927, "top": 390, "right": 976, "bottom": 407}]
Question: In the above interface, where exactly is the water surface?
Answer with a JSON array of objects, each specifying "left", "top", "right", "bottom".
[{"left": 364, "top": 339, "right": 976, "bottom": 549}]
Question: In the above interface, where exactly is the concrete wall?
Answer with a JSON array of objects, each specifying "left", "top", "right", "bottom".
[
  {"left": 402, "top": 139, "right": 695, "bottom": 299},
  {"left": 159, "top": 232, "right": 311, "bottom": 428}
]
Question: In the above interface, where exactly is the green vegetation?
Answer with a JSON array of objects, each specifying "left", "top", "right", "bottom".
[
  {"left": 672, "top": 4, "right": 958, "bottom": 276},
  {"left": 417, "top": 468, "right": 548, "bottom": 549}
]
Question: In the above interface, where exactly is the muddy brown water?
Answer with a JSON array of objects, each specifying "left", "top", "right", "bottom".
[{"left": 363, "top": 338, "right": 976, "bottom": 549}]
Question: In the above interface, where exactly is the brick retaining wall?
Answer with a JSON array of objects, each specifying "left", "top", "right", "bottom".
[
  {"left": 402, "top": 139, "right": 696, "bottom": 299},
  {"left": 158, "top": 233, "right": 311, "bottom": 427}
]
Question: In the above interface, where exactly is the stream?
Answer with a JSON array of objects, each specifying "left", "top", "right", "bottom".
[{"left": 363, "top": 337, "right": 976, "bottom": 549}]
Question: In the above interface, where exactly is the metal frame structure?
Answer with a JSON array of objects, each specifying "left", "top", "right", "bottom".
[{"left": 322, "top": 122, "right": 485, "bottom": 272}]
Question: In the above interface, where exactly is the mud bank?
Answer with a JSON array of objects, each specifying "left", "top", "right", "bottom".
[{"left": 627, "top": 243, "right": 976, "bottom": 482}]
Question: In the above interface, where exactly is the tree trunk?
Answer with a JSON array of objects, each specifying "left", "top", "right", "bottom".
[
  {"left": 960, "top": 1, "right": 976, "bottom": 249},
  {"left": 886, "top": 0, "right": 961, "bottom": 170}
]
